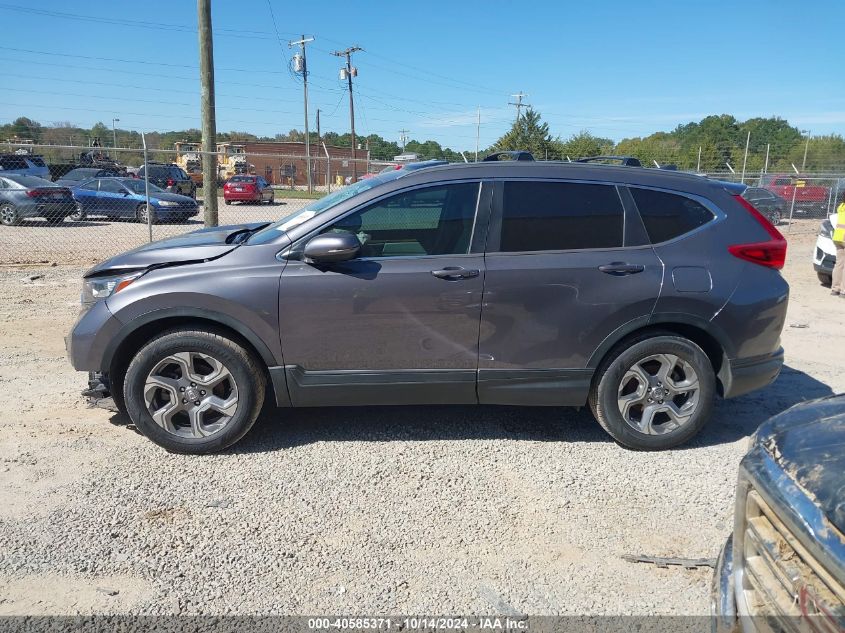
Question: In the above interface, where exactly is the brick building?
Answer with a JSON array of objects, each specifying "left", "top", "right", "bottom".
[{"left": 242, "top": 142, "right": 371, "bottom": 186}]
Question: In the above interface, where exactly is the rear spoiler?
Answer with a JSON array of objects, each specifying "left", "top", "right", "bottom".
[{"left": 709, "top": 179, "right": 746, "bottom": 195}]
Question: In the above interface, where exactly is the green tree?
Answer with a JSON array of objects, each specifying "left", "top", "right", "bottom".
[
  {"left": 557, "top": 130, "right": 614, "bottom": 160},
  {"left": 490, "top": 108, "right": 558, "bottom": 159}
]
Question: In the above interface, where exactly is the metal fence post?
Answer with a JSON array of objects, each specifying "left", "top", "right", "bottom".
[{"left": 141, "top": 132, "right": 152, "bottom": 243}]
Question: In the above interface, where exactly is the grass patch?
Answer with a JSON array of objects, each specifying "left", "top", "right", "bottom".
[{"left": 271, "top": 189, "right": 325, "bottom": 200}]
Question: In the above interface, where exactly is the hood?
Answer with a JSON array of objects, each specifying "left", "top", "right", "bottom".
[
  {"left": 84, "top": 222, "right": 268, "bottom": 277},
  {"left": 755, "top": 394, "right": 845, "bottom": 535},
  {"left": 151, "top": 191, "right": 196, "bottom": 204}
]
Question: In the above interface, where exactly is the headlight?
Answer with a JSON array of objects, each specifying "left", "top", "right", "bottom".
[
  {"left": 819, "top": 219, "right": 832, "bottom": 238},
  {"left": 81, "top": 271, "right": 144, "bottom": 305},
  {"left": 158, "top": 201, "right": 179, "bottom": 207}
]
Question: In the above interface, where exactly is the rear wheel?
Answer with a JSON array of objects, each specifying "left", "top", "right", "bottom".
[
  {"left": 224, "top": 199, "right": 232, "bottom": 205},
  {"left": 124, "top": 329, "right": 265, "bottom": 454},
  {"left": 589, "top": 333, "right": 715, "bottom": 450},
  {"left": 768, "top": 209, "right": 782, "bottom": 225},
  {"left": 0, "top": 203, "right": 20, "bottom": 226},
  {"left": 69, "top": 203, "right": 86, "bottom": 222}
]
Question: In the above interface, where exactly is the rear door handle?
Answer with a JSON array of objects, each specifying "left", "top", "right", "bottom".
[
  {"left": 431, "top": 267, "right": 480, "bottom": 280},
  {"left": 598, "top": 262, "right": 645, "bottom": 276}
]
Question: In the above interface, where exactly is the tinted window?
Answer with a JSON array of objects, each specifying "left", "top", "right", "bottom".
[
  {"left": 28, "top": 157, "right": 47, "bottom": 167},
  {"left": 499, "top": 181, "right": 624, "bottom": 252},
  {"left": 79, "top": 180, "right": 99, "bottom": 191},
  {"left": 321, "top": 183, "right": 478, "bottom": 258},
  {"left": 0, "top": 156, "right": 29, "bottom": 170},
  {"left": 630, "top": 188, "right": 714, "bottom": 244}
]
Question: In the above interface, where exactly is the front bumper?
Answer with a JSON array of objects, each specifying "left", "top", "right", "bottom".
[
  {"left": 712, "top": 535, "right": 738, "bottom": 632},
  {"left": 65, "top": 299, "right": 123, "bottom": 372},
  {"left": 720, "top": 347, "right": 784, "bottom": 399}
]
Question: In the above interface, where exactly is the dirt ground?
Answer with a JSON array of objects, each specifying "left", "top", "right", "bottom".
[{"left": 0, "top": 217, "right": 842, "bottom": 616}]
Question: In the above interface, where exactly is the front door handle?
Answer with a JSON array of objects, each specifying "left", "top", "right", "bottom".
[
  {"left": 598, "top": 262, "right": 645, "bottom": 276},
  {"left": 431, "top": 267, "right": 480, "bottom": 280}
]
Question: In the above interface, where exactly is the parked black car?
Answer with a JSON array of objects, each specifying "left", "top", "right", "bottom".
[
  {"left": 55, "top": 167, "right": 123, "bottom": 187},
  {"left": 713, "top": 394, "right": 845, "bottom": 632},
  {"left": 742, "top": 187, "right": 787, "bottom": 225},
  {"left": 0, "top": 174, "right": 77, "bottom": 226},
  {"left": 67, "top": 162, "right": 789, "bottom": 454},
  {"left": 136, "top": 163, "right": 196, "bottom": 198}
]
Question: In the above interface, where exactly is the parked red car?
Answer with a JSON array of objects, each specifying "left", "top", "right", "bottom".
[
  {"left": 223, "top": 175, "right": 274, "bottom": 205},
  {"left": 761, "top": 174, "right": 829, "bottom": 215}
]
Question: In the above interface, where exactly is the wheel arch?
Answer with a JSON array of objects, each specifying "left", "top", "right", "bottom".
[
  {"left": 588, "top": 315, "right": 731, "bottom": 396},
  {"left": 104, "top": 310, "right": 280, "bottom": 405}
]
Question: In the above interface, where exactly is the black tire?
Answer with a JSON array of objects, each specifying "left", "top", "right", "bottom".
[
  {"left": 768, "top": 210, "right": 782, "bottom": 225},
  {"left": 136, "top": 203, "right": 155, "bottom": 224},
  {"left": 0, "top": 203, "right": 20, "bottom": 226},
  {"left": 589, "top": 332, "right": 716, "bottom": 450},
  {"left": 224, "top": 199, "right": 232, "bottom": 205},
  {"left": 69, "top": 203, "right": 86, "bottom": 222},
  {"left": 818, "top": 272, "right": 833, "bottom": 287},
  {"left": 124, "top": 329, "right": 265, "bottom": 454},
  {"left": 267, "top": 195, "right": 274, "bottom": 205}
]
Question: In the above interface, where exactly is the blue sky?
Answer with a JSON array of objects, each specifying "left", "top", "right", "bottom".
[{"left": 1, "top": 0, "right": 844, "bottom": 149}]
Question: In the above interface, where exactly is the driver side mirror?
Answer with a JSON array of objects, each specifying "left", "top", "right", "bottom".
[{"left": 302, "top": 232, "right": 360, "bottom": 264}]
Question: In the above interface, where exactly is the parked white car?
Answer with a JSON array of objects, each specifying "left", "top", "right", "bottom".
[{"left": 814, "top": 211, "right": 838, "bottom": 286}]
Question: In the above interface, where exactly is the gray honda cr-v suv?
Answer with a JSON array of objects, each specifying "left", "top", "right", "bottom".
[{"left": 66, "top": 162, "right": 789, "bottom": 454}]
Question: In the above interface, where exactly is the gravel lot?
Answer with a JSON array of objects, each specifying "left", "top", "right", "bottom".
[{"left": 0, "top": 218, "right": 842, "bottom": 616}]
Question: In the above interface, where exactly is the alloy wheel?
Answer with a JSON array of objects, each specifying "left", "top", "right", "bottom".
[
  {"left": 616, "top": 353, "right": 700, "bottom": 435},
  {"left": 143, "top": 351, "right": 239, "bottom": 439}
]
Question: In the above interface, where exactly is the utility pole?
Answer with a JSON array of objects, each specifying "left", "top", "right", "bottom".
[
  {"left": 509, "top": 92, "right": 529, "bottom": 123},
  {"left": 290, "top": 34, "right": 314, "bottom": 193},
  {"left": 332, "top": 46, "right": 363, "bottom": 182},
  {"left": 112, "top": 118, "right": 120, "bottom": 149},
  {"left": 197, "top": 0, "right": 218, "bottom": 226},
  {"left": 398, "top": 129, "right": 409, "bottom": 152}
]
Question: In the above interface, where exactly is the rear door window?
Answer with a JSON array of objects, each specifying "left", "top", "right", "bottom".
[
  {"left": 497, "top": 181, "right": 624, "bottom": 252},
  {"left": 629, "top": 187, "right": 714, "bottom": 244}
]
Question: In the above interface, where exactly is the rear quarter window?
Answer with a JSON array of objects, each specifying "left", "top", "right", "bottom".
[
  {"left": 629, "top": 187, "right": 715, "bottom": 244},
  {"left": 499, "top": 181, "right": 624, "bottom": 251}
]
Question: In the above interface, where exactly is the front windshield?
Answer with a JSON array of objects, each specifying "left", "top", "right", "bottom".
[
  {"left": 248, "top": 172, "right": 402, "bottom": 243},
  {"left": 122, "top": 179, "right": 164, "bottom": 194}
]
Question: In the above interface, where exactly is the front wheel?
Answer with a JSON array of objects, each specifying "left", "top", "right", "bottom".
[
  {"left": 69, "top": 203, "right": 86, "bottom": 222},
  {"left": 768, "top": 209, "right": 782, "bottom": 225},
  {"left": 136, "top": 203, "right": 155, "bottom": 224},
  {"left": 124, "top": 329, "right": 265, "bottom": 454},
  {"left": 589, "top": 333, "right": 715, "bottom": 450}
]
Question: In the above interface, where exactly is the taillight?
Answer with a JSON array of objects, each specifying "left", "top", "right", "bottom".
[
  {"left": 166, "top": 178, "right": 175, "bottom": 187},
  {"left": 728, "top": 194, "right": 787, "bottom": 270}
]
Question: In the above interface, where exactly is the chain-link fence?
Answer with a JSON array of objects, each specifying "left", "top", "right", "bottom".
[
  {"left": 0, "top": 142, "right": 391, "bottom": 265},
  {"left": 1, "top": 141, "right": 841, "bottom": 265}
]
